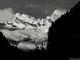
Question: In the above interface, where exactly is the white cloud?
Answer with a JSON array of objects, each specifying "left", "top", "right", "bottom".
[{"left": 0, "top": 8, "right": 15, "bottom": 23}]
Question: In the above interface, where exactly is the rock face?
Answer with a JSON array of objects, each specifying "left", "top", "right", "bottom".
[
  {"left": 8, "top": 13, "right": 52, "bottom": 33},
  {"left": 0, "top": 8, "right": 67, "bottom": 51},
  {"left": 10, "top": 13, "right": 37, "bottom": 29}
]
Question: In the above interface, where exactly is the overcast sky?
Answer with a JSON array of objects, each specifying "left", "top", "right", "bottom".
[{"left": 0, "top": 0, "right": 79, "bottom": 19}]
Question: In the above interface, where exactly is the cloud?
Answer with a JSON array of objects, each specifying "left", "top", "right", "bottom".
[
  {"left": 0, "top": 8, "right": 15, "bottom": 23},
  {"left": 25, "top": 2, "right": 41, "bottom": 11}
]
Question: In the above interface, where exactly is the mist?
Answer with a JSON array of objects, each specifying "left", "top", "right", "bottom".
[{"left": 0, "top": 8, "right": 15, "bottom": 23}]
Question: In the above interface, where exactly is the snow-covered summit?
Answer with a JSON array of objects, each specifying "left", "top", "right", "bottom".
[
  {"left": 13, "top": 13, "right": 29, "bottom": 22},
  {"left": 13, "top": 13, "right": 37, "bottom": 24},
  {"left": 6, "top": 9, "right": 66, "bottom": 29}
]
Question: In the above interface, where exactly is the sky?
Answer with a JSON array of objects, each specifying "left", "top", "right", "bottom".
[{"left": 0, "top": 0, "right": 79, "bottom": 19}]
